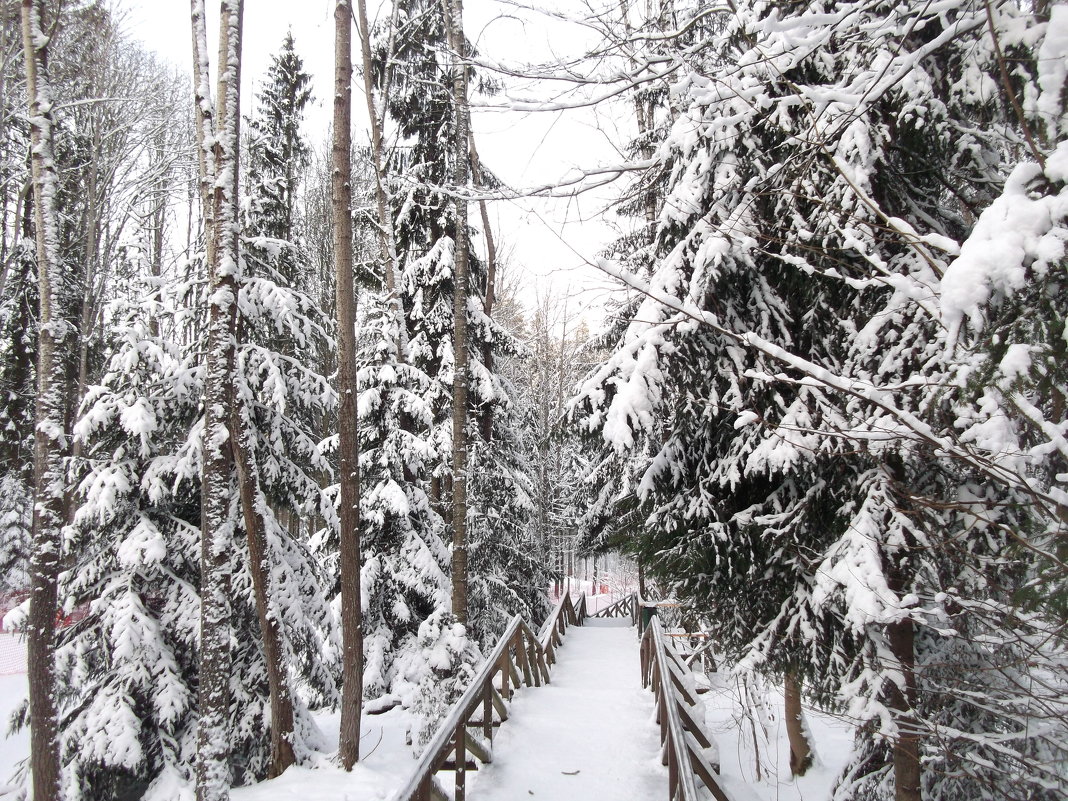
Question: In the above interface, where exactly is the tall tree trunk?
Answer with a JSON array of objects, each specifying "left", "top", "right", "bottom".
[
  {"left": 883, "top": 461, "right": 922, "bottom": 801},
  {"left": 148, "top": 135, "right": 166, "bottom": 340},
  {"left": 887, "top": 615, "right": 921, "bottom": 801},
  {"left": 618, "top": 0, "right": 658, "bottom": 229},
  {"left": 444, "top": 0, "right": 471, "bottom": 625},
  {"left": 21, "top": 3, "right": 66, "bottom": 798},
  {"left": 191, "top": 2, "right": 243, "bottom": 799},
  {"left": 353, "top": 0, "right": 396, "bottom": 290},
  {"left": 784, "top": 671, "right": 813, "bottom": 777},
  {"left": 232, "top": 409, "right": 296, "bottom": 778},
  {"left": 333, "top": 0, "right": 363, "bottom": 770},
  {"left": 354, "top": 0, "right": 406, "bottom": 357},
  {"left": 468, "top": 133, "right": 496, "bottom": 443}
]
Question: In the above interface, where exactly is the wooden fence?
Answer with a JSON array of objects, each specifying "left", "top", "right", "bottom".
[
  {"left": 393, "top": 593, "right": 587, "bottom": 801},
  {"left": 640, "top": 617, "right": 729, "bottom": 801}
]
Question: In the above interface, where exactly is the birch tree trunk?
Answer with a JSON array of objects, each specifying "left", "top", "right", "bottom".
[
  {"left": 192, "top": 2, "right": 243, "bottom": 798},
  {"left": 21, "top": 2, "right": 66, "bottom": 797},
  {"left": 444, "top": 0, "right": 471, "bottom": 625},
  {"left": 333, "top": 0, "right": 364, "bottom": 770}
]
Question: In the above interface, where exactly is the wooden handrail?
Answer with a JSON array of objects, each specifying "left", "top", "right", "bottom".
[
  {"left": 641, "top": 618, "right": 730, "bottom": 801},
  {"left": 537, "top": 591, "right": 586, "bottom": 666},
  {"left": 394, "top": 593, "right": 586, "bottom": 801},
  {"left": 590, "top": 592, "right": 637, "bottom": 623}
]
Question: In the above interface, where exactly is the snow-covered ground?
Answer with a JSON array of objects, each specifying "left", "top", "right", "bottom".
[
  {"left": 0, "top": 633, "right": 29, "bottom": 796},
  {"left": 701, "top": 673, "right": 855, "bottom": 801},
  {"left": 232, "top": 707, "right": 420, "bottom": 801},
  {"left": 0, "top": 609, "right": 855, "bottom": 801}
]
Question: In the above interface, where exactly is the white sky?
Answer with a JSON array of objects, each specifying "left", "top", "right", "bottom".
[{"left": 121, "top": 0, "right": 637, "bottom": 328}]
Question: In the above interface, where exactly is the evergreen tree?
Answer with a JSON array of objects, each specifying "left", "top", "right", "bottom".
[
  {"left": 247, "top": 31, "right": 312, "bottom": 250},
  {"left": 46, "top": 21, "right": 340, "bottom": 799},
  {"left": 573, "top": 2, "right": 1068, "bottom": 799},
  {"left": 374, "top": 0, "right": 548, "bottom": 649},
  {"left": 59, "top": 246, "right": 340, "bottom": 798},
  {"left": 0, "top": 247, "right": 35, "bottom": 593}
]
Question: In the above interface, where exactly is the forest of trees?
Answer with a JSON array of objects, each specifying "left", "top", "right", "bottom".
[{"left": 0, "top": 1, "right": 1065, "bottom": 800}]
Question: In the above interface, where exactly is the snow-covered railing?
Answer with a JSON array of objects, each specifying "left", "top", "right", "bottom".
[
  {"left": 538, "top": 591, "right": 587, "bottom": 667},
  {"left": 394, "top": 593, "right": 587, "bottom": 801},
  {"left": 591, "top": 591, "right": 637, "bottom": 624},
  {"left": 640, "top": 617, "right": 728, "bottom": 801}
]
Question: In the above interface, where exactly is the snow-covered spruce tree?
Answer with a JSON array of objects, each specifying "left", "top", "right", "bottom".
[
  {"left": 0, "top": 12, "right": 35, "bottom": 585},
  {"left": 246, "top": 31, "right": 311, "bottom": 264},
  {"left": 0, "top": 245, "right": 35, "bottom": 593},
  {"left": 398, "top": 237, "right": 546, "bottom": 647},
  {"left": 241, "top": 25, "right": 341, "bottom": 781},
  {"left": 355, "top": 292, "right": 450, "bottom": 702},
  {"left": 377, "top": 0, "right": 547, "bottom": 648},
  {"left": 573, "top": 2, "right": 1067, "bottom": 799},
  {"left": 60, "top": 277, "right": 205, "bottom": 800},
  {"left": 60, "top": 245, "right": 340, "bottom": 799},
  {"left": 53, "top": 22, "right": 339, "bottom": 798}
]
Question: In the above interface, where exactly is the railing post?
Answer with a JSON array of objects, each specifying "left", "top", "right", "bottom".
[
  {"left": 516, "top": 629, "right": 533, "bottom": 686},
  {"left": 454, "top": 721, "right": 467, "bottom": 801},
  {"left": 668, "top": 735, "right": 677, "bottom": 795},
  {"left": 500, "top": 647, "right": 510, "bottom": 700}
]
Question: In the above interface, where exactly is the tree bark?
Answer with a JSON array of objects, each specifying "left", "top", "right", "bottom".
[
  {"left": 21, "top": 2, "right": 66, "bottom": 797},
  {"left": 444, "top": 0, "right": 471, "bottom": 626},
  {"left": 148, "top": 134, "right": 167, "bottom": 340},
  {"left": 784, "top": 671, "right": 813, "bottom": 777},
  {"left": 617, "top": 0, "right": 658, "bottom": 228},
  {"left": 353, "top": 0, "right": 398, "bottom": 294},
  {"left": 191, "top": 2, "right": 243, "bottom": 799},
  {"left": 887, "top": 615, "right": 921, "bottom": 801},
  {"left": 333, "top": 0, "right": 363, "bottom": 770},
  {"left": 468, "top": 133, "right": 496, "bottom": 443},
  {"left": 232, "top": 409, "right": 296, "bottom": 778},
  {"left": 883, "top": 460, "right": 922, "bottom": 801}
]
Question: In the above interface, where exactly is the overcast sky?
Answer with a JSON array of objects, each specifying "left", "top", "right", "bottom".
[{"left": 122, "top": 0, "right": 636, "bottom": 329}]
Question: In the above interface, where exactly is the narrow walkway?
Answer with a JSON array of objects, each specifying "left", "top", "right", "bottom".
[{"left": 470, "top": 619, "right": 666, "bottom": 801}]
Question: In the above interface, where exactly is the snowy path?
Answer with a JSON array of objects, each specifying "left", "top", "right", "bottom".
[{"left": 468, "top": 618, "right": 666, "bottom": 801}]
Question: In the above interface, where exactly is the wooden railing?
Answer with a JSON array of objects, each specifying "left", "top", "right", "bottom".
[
  {"left": 590, "top": 592, "right": 637, "bottom": 624},
  {"left": 538, "top": 591, "right": 587, "bottom": 667},
  {"left": 640, "top": 617, "right": 729, "bottom": 801},
  {"left": 393, "top": 593, "right": 587, "bottom": 801}
]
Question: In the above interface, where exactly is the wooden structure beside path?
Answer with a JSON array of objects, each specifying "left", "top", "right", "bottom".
[
  {"left": 391, "top": 592, "right": 738, "bottom": 801},
  {"left": 394, "top": 593, "right": 587, "bottom": 801}
]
